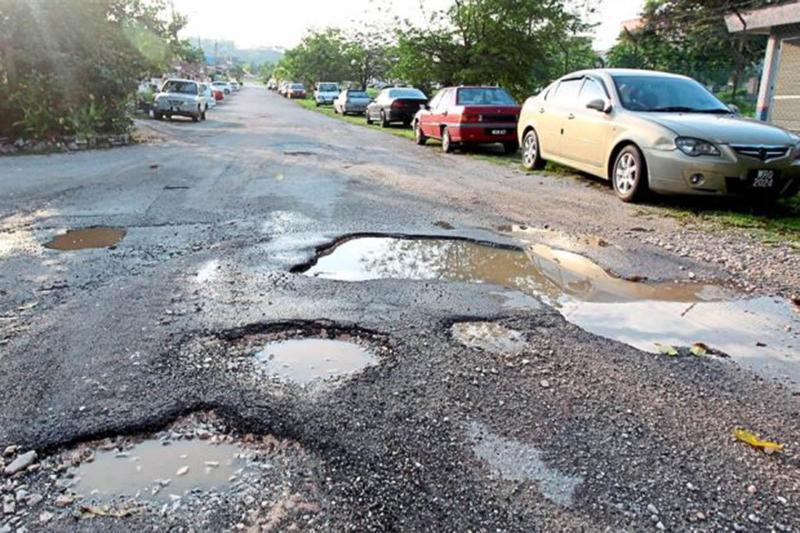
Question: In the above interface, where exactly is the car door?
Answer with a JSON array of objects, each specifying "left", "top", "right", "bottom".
[
  {"left": 420, "top": 90, "right": 443, "bottom": 137},
  {"left": 562, "top": 77, "right": 615, "bottom": 170},
  {"left": 428, "top": 89, "right": 453, "bottom": 139},
  {"left": 540, "top": 78, "right": 582, "bottom": 158},
  {"left": 371, "top": 90, "right": 387, "bottom": 119}
]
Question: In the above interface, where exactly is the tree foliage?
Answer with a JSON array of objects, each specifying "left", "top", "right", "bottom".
[
  {"left": 390, "top": 0, "right": 600, "bottom": 99},
  {"left": 606, "top": 0, "right": 773, "bottom": 103},
  {"left": 0, "top": 0, "right": 191, "bottom": 138}
]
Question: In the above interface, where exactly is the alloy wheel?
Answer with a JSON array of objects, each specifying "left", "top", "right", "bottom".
[
  {"left": 523, "top": 132, "right": 538, "bottom": 168},
  {"left": 614, "top": 153, "right": 638, "bottom": 194}
]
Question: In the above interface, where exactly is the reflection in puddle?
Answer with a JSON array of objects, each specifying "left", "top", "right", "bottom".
[
  {"left": 44, "top": 227, "right": 125, "bottom": 250},
  {"left": 74, "top": 439, "right": 242, "bottom": 502},
  {"left": 452, "top": 322, "right": 527, "bottom": 355},
  {"left": 468, "top": 422, "right": 583, "bottom": 506},
  {"left": 300, "top": 237, "right": 800, "bottom": 385},
  {"left": 255, "top": 339, "right": 377, "bottom": 385}
]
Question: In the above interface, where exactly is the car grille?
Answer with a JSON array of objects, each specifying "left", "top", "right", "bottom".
[
  {"left": 731, "top": 145, "right": 789, "bottom": 161},
  {"left": 168, "top": 100, "right": 184, "bottom": 106}
]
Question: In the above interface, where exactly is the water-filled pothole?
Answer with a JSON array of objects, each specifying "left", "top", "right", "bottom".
[
  {"left": 452, "top": 322, "right": 527, "bottom": 355},
  {"left": 73, "top": 439, "right": 243, "bottom": 502},
  {"left": 297, "top": 236, "right": 800, "bottom": 385},
  {"left": 44, "top": 227, "right": 125, "bottom": 250},
  {"left": 255, "top": 338, "right": 377, "bottom": 385}
]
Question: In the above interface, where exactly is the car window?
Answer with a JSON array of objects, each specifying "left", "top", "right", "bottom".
[
  {"left": 388, "top": 88, "right": 426, "bottom": 99},
  {"left": 434, "top": 89, "right": 452, "bottom": 111},
  {"left": 428, "top": 90, "right": 444, "bottom": 110},
  {"left": 579, "top": 78, "right": 605, "bottom": 105},
  {"left": 318, "top": 83, "right": 338, "bottom": 92},
  {"left": 291, "top": 84, "right": 304, "bottom": 90},
  {"left": 162, "top": 81, "right": 197, "bottom": 95},
  {"left": 456, "top": 87, "right": 516, "bottom": 105},
  {"left": 347, "top": 90, "right": 369, "bottom": 98},
  {"left": 551, "top": 79, "right": 582, "bottom": 106},
  {"left": 612, "top": 75, "right": 728, "bottom": 112}
]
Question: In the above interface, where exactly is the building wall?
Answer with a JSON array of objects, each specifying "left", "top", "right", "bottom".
[{"left": 772, "top": 34, "right": 800, "bottom": 131}]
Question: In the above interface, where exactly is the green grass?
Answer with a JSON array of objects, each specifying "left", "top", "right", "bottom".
[{"left": 295, "top": 98, "right": 414, "bottom": 141}]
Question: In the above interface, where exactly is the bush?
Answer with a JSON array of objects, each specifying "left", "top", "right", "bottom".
[{"left": 0, "top": 0, "right": 150, "bottom": 139}]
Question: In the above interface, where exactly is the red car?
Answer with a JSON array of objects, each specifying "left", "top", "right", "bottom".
[
  {"left": 413, "top": 86, "right": 521, "bottom": 154},
  {"left": 213, "top": 89, "right": 224, "bottom": 101},
  {"left": 286, "top": 83, "right": 306, "bottom": 99}
]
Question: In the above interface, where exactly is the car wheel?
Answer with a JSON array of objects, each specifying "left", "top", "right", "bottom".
[
  {"left": 442, "top": 127, "right": 454, "bottom": 153},
  {"left": 154, "top": 111, "right": 162, "bottom": 121},
  {"left": 414, "top": 121, "right": 427, "bottom": 146},
  {"left": 522, "top": 129, "right": 546, "bottom": 170},
  {"left": 201, "top": 106, "right": 207, "bottom": 121},
  {"left": 503, "top": 142, "right": 519, "bottom": 155},
  {"left": 613, "top": 145, "right": 649, "bottom": 203},
  {"left": 366, "top": 110, "right": 373, "bottom": 125},
  {"left": 380, "top": 110, "right": 389, "bottom": 128}
]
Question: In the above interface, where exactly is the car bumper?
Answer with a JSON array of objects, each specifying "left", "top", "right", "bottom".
[
  {"left": 344, "top": 105, "right": 368, "bottom": 113},
  {"left": 448, "top": 123, "right": 518, "bottom": 143},
  {"left": 644, "top": 147, "right": 800, "bottom": 197},
  {"left": 387, "top": 110, "right": 418, "bottom": 123},
  {"left": 315, "top": 96, "right": 336, "bottom": 104},
  {"left": 154, "top": 102, "right": 198, "bottom": 116}
]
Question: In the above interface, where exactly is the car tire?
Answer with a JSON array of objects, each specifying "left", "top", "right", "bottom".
[
  {"left": 612, "top": 145, "right": 649, "bottom": 203},
  {"left": 201, "top": 106, "right": 207, "bottom": 121},
  {"left": 414, "top": 121, "right": 427, "bottom": 146},
  {"left": 442, "top": 127, "right": 454, "bottom": 153},
  {"left": 380, "top": 110, "right": 389, "bottom": 128},
  {"left": 366, "top": 110, "right": 373, "bottom": 125},
  {"left": 522, "top": 129, "right": 547, "bottom": 170},
  {"left": 154, "top": 111, "right": 162, "bottom": 121},
  {"left": 503, "top": 142, "right": 519, "bottom": 155}
]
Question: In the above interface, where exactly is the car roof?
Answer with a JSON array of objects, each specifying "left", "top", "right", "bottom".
[
  {"left": 563, "top": 68, "right": 691, "bottom": 80},
  {"left": 164, "top": 78, "right": 196, "bottom": 83}
]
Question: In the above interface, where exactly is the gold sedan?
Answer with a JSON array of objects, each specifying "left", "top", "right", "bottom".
[{"left": 517, "top": 69, "right": 800, "bottom": 202}]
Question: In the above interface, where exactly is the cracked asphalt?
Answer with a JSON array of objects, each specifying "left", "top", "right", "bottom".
[{"left": 1, "top": 85, "right": 799, "bottom": 532}]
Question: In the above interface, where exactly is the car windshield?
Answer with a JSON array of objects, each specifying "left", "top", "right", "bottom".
[
  {"left": 456, "top": 87, "right": 516, "bottom": 105},
  {"left": 612, "top": 75, "right": 730, "bottom": 113},
  {"left": 212, "top": 82, "right": 226, "bottom": 86},
  {"left": 388, "top": 88, "right": 426, "bottom": 99},
  {"left": 163, "top": 81, "right": 197, "bottom": 94},
  {"left": 319, "top": 83, "right": 338, "bottom": 91},
  {"left": 291, "top": 84, "right": 304, "bottom": 90},
  {"left": 348, "top": 91, "right": 369, "bottom": 98}
]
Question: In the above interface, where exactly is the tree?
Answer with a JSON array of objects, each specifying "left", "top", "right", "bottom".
[
  {"left": 344, "top": 27, "right": 393, "bottom": 89},
  {"left": 606, "top": 0, "right": 771, "bottom": 104},
  {"left": 278, "top": 29, "right": 352, "bottom": 86},
  {"left": 391, "top": 0, "right": 599, "bottom": 99}
]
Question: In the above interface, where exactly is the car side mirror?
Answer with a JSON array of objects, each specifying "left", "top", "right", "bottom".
[
  {"left": 587, "top": 99, "right": 612, "bottom": 113},
  {"left": 727, "top": 103, "right": 740, "bottom": 115}
]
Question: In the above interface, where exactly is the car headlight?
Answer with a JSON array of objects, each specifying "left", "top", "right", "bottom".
[
  {"left": 793, "top": 141, "right": 800, "bottom": 160},
  {"left": 675, "top": 137, "right": 720, "bottom": 157}
]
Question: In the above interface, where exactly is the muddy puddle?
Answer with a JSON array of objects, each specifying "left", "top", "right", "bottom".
[
  {"left": 73, "top": 439, "right": 243, "bottom": 502},
  {"left": 255, "top": 339, "right": 377, "bottom": 385},
  {"left": 299, "top": 236, "right": 800, "bottom": 385},
  {"left": 452, "top": 322, "right": 527, "bottom": 355},
  {"left": 44, "top": 227, "right": 125, "bottom": 250}
]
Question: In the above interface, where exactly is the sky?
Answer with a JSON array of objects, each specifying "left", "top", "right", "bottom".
[{"left": 173, "top": 0, "right": 645, "bottom": 52}]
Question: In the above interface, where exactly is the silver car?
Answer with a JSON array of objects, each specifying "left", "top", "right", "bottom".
[
  {"left": 518, "top": 68, "right": 800, "bottom": 202},
  {"left": 334, "top": 89, "right": 371, "bottom": 115},
  {"left": 153, "top": 79, "right": 205, "bottom": 122}
]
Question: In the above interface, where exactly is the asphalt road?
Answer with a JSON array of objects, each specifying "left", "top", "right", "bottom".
[{"left": 0, "top": 85, "right": 798, "bottom": 532}]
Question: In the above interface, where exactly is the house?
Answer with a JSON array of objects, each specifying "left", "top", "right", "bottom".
[{"left": 726, "top": 1, "right": 800, "bottom": 131}]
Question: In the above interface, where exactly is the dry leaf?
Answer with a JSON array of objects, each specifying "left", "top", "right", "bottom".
[
  {"left": 655, "top": 343, "right": 678, "bottom": 356},
  {"left": 733, "top": 428, "right": 784, "bottom": 452}
]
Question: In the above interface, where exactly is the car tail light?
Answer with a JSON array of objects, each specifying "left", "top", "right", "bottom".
[
  {"left": 391, "top": 101, "right": 402, "bottom": 109},
  {"left": 461, "top": 113, "right": 481, "bottom": 123}
]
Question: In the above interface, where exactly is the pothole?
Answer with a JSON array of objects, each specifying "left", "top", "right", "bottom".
[
  {"left": 44, "top": 227, "right": 125, "bottom": 250},
  {"left": 467, "top": 421, "right": 583, "bottom": 507},
  {"left": 294, "top": 236, "right": 800, "bottom": 386},
  {"left": 255, "top": 338, "right": 377, "bottom": 386},
  {"left": 73, "top": 439, "right": 244, "bottom": 502},
  {"left": 452, "top": 322, "right": 527, "bottom": 355},
  {"left": 19, "top": 413, "right": 326, "bottom": 529}
]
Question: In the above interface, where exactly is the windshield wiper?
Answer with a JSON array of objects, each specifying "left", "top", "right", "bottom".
[
  {"left": 647, "top": 106, "right": 699, "bottom": 113},
  {"left": 695, "top": 108, "right": 732, "bottom": 114}
]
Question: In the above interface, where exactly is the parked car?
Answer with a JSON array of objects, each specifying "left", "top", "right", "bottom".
[
  {"left": 517, "top": 68, "right": 800, "bottom": 202},
  {"left": 366, "top": 87, "right": 427, "bottom": 127},
  {"left": 153, "top": 79, "right": 205, "bottom": 122},
  {"left": 334, "top": 89, "right": 371, "bottom": 115},
  {"left": 213, "top": 89, "right": 224, "bottom": 102},
  {"left": 267, "top": 79, "right": 278, "bottom": 91},
  {"left": 229, "top": 80, "right": 240, "bottom": 91},
  {"left": 413, "top": 86, "right": 520, "bottom": 154},
  {"left": 314, "top": 82, "right": 340, "bottom": 106},
  {"left": 212, "top": 81, "right": 232, "bottom": 95},
  {"left": 286, "top": 83, "right": 306, "bottom": 99},
  {"left": 198, "top": 83, "right": 216, "bottom": 111}
]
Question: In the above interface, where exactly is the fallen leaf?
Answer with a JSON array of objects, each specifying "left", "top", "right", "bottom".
[
  {"left": 176, "top": 465, "right": 189, "bottom": 476},
  {"left": 733, "top": 428, "right": 784, "bottom": 452},
  {"left": 690, "top": 342, "right": 708, "bottom": 357},
  {"left": 79, "top": 505, "right": 137, "bottom": 518},
  {"left": 655, "top": 343, "right": 679, "bottom": 356}
]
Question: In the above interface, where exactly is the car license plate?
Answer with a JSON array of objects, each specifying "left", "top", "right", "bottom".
[
  {"left": 753, "top": 170, "right": 775, "bottom": 188},
  {"left": 491, "top": 129, "right": 507, "bottom": 135}
]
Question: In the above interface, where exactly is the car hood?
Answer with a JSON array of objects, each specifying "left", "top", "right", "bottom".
[{"left": 642, "top": 114, "right": 795, "bottom": 145}]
